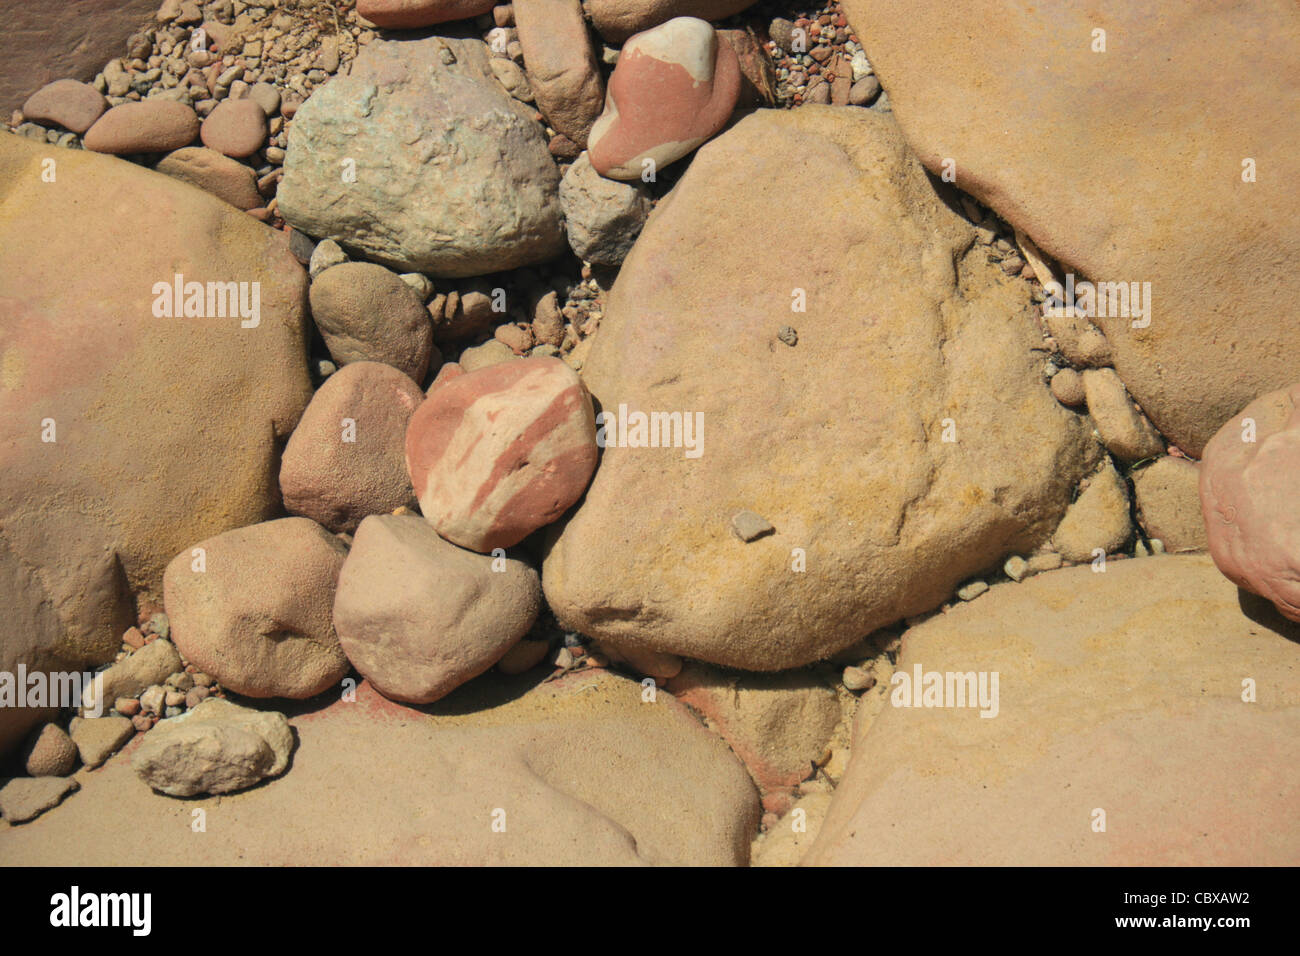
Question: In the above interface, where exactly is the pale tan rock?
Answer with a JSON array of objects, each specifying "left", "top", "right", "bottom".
[
  {"left": 1083, "top": 368, "right": 1166, "bottom": 462},
  {"left": 1052, "top": 462, "right": 1131, "bottom": 562},
  {"left": 1132, "top": 457, "right": 1207, "bottom": 552},
  {"left": 807, "top": 555, "right": 1300, "bottom": 865}
]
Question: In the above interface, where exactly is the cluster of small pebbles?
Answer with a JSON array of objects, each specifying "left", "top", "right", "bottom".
[{"left": 760, "top": 2, "right": 878, "bottom": 107}]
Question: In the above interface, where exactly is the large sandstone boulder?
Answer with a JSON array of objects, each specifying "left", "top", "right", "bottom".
[
  {"left": 0, "top": 0, "right": 158, "bottom": 111},
  {"left": 583, "top": 0, "right": 757, "bottom": 43},
  {"left": 278, "top": 30, "right": 566, "bottom": 277},
  {"left": 3, "top": 672, "right": 761, "bottom": 865},
  {"left": 1200, "top": 383, "right": 1300, "bottom": 621},
  {"left": 543, "top": 108, "right": 1097, "bottom": 670},
  {"left": 0, "top": 134, "right": 312, "bottom": 754},
  {"left": 841, "top": 0, "right": 1300, "bottom": 456},
  {"left": 806, "top": 555, "right": 1300, "bottom": 865}
]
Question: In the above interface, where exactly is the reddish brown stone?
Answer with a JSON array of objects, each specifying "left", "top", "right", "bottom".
[
  {"left": 357, "top": 0, "right": 495, "bottom": 28},
  {"left": 82, "top": 100, "right": 200, "bottom": 154}
]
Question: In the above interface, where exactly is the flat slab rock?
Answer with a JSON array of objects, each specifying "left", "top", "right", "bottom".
[
  {"left": 0, "top": 672, "right": 760, "bottom": 865},
  {"left": 806, "top": 555, "right": 1300, "bottom": 865}
]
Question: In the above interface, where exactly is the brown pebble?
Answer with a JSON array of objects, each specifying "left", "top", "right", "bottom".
[
  {"left": 123, "top": 626, "right": 146, "bottom": 650},
  {"left": 131, "top": 714, "right": 154, "bottom": 733},
  {"left": 115, "top": 697, "right": 141, "bottom": 717}
]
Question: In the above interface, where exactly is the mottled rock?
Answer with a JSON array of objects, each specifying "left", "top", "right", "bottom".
[
  {"left": 164, "top": 518, "right": 351, "bottom": 699},
  {"left": 308, "top": 262, "right": 435, "bottom": 382},
  {"left": 543, "top": 108, "right": 1096, "bottom": 670},
  {"left": 0, "top": 136, "right": 311, "bottom": 757},
  {"left": 280, "top": 362, "right": 425, "bottom": 533},
  {"left": 333, "top": 514, "right": 541, "bottom": 703},
  {"left": 132, "top": 698, "right": 293, "bottom": 797},
  {"left": 279, "top": 32, "right": 565, "bottom": 277},
  {"left": 559, "top": 151, "right": 652, "bottom": 265},
  {"left": 588, "top": 17, "right": 740, "bottom": 179},
  {"left": 406, "top": 357, "right": 599, "bottom": 552}
]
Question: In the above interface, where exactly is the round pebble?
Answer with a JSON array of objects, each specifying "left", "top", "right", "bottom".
[{"left": 200, "top": 98, "right": 268, "bottom": 158}]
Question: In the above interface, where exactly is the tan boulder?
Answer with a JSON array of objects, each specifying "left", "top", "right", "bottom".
[
  {"left": 840, "top": 0, "right": 1300, "bottom": 456},
  {"left": 1051, "top": 462, "right": 1132, "bottom": 562},
  {"left": 0, "top": 135, "right": 311, "bottom": 753},
  {"left": 806, "top": 555, "right": 1300, "bottom": 865},
  {"left": 164, "top": 518, "right": 351, "bottom": 699},
  {"left": 543, "top": 108, "right": 1097, "bottom": 670},
  {"left": 2, "top": 671, "right": 760, "bottom": 865}
]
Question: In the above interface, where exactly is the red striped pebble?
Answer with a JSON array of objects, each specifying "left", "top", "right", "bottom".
[
  {"left": 588, "top": 17, "right": 741, "bottom": 180},
  {"left": 405, "top": 356, "right": 598, "bottom": 552}
]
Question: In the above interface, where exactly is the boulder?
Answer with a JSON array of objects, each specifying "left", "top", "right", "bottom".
[
  {"left": 308, "top": 262, "right": 435, "bottom": 382},
  {"left": 164, "top": 518, "right": 351, "bottom": 699},
  {"left": 279, "top": 31, "right": 566, "bottom": 277},
  {"left": 543, "top": 107, "right": 1097, "bottom": 670},
  {"left": 584, "top": 0, "right": 758, "bottom": 43},
  {"left": 406, "top": 356, "right": 599, "bottom": 552},
  {"left": 333, "top": 514, "right": 541, "bottom": 703},
  {"left": 588, "top": 17, "right": 740, "bottom": 179},
  {"left": 280, "top": 362, "right": 425, "bottom": 533},
  {"left": 357, "top": 0, "right": 496, "bottom": 28},
  {"left": 514, "top": 0, "right": 605, "bottom": 147},
  {"left": 839, "top": 0, "right": 1300, "bottom": 456},
  {"left": 1200, "top": 383, "right": 1300, "bottom": 621},
  {"left": 0, "top": 134, "right": 311, "bottom": 754},
  {"left": 806, "top": 556, "right": 1300, "bottom": 865},
  {"left": 0, "top": 776, "right": 78, "bottom": 824},
  {"left": 559, "top": 151, "right": 652, "bottom": 265},
  {"left": 132, "top": 698, "right": 294, "bottom": 797},
  {"left": 5, "top": 671, "right": 760, "bottom": 865}
]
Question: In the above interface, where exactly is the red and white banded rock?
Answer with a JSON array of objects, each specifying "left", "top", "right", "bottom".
[
  {"left": 1200, "top": 382, "right": 1300, "bottom": 622},
  {"left": 587, "top": 17, "right": 740, "bottom": 180},
  {"left": 405, "top": 356, "right": 598, "bottom": 552}
]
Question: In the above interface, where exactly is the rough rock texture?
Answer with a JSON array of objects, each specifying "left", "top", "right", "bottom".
[
  {"left": 164, "top": 518, "right": 351, "bottom": 699},
  {"left": 21, "top": 79, "right": 107, "bottom": 133},
  {"left": 280, "top": 362, "right": 425, "bottom": 533},
  {"left": 308, "top": 262, "right": 435, "bottom": 383},
  {"left": 81, "top": 640, "right": 183, "bottom": 716},
  {"left": 155, "top": 147, "right": 264, "bottom": 210},
  {"left": 588, "top": 17, "right": 740, "bottom": 179},
  {"left": 543, "top": 108, "right": 1097, "bottom": 670},
  {"left": 807, "top": 556, "right": 1300, "bottom": 865},
  {"left": 0, "top": 135, "right": 311, "bottom": 755},
  {"left": 406, "top": 357, "right": 599, "bottom": 552},
  {"left": 668, "top": 664, "right": 842, "bottom": 796},
  {"left": 333, "top": 514, "right": 541, "bottom": 703},
  {"left": 1200, "top": 383, "right": 1300, "bottom": 621},
  {"left": 82, "top": 100, "right": 200, "bottom": 154},
  {"left": 22, "top": 723, "right": 78, "bottom": 777},
  {"left": 279, "top": 31, "right": 566, "bottom": 277},
  {"left": 0, "top": 776, "right": 78, "bottom": 824},
  {"left": 1132, "top": 456, "right": 1207, "bottom": 552},
  {"left": 514, "top": 0, "right": 605, "bottom": 147},
  {"left": 559, "top": 151, "right": 652, "bottom": 265},
  {"left": 0, "top": 0, "right": 159, "bottom": 111},
  {"left": 357, "top": 0, "right": 496, "bottom": 28},
  {"left": 132, "top": 698, "right": 294, "bottom": 797},
  {"left": 584, "top": 0, "right": 758, "bottom": 43},
  {"left": 5, "top": 672, "right": 760, "bottom": 865},
  {"left": 841, "top": 0, "right": 1300, "bottom": 456},
  {"left": 1051, "top": 462, "right": 1132, "bottom": 562}
]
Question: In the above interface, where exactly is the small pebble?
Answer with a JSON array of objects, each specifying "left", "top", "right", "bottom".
[
  {"left": 778, "top": 326, "right": 798, "bottom": 346},
  {"left": 731, "top": 510, "right": 775, "bottom": 542},
  {"left": 956, "top": 579, "right": 989, "bottom": 601},
  {"left": 842, "top": 665, "right": 876, "bottom": 692}
]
